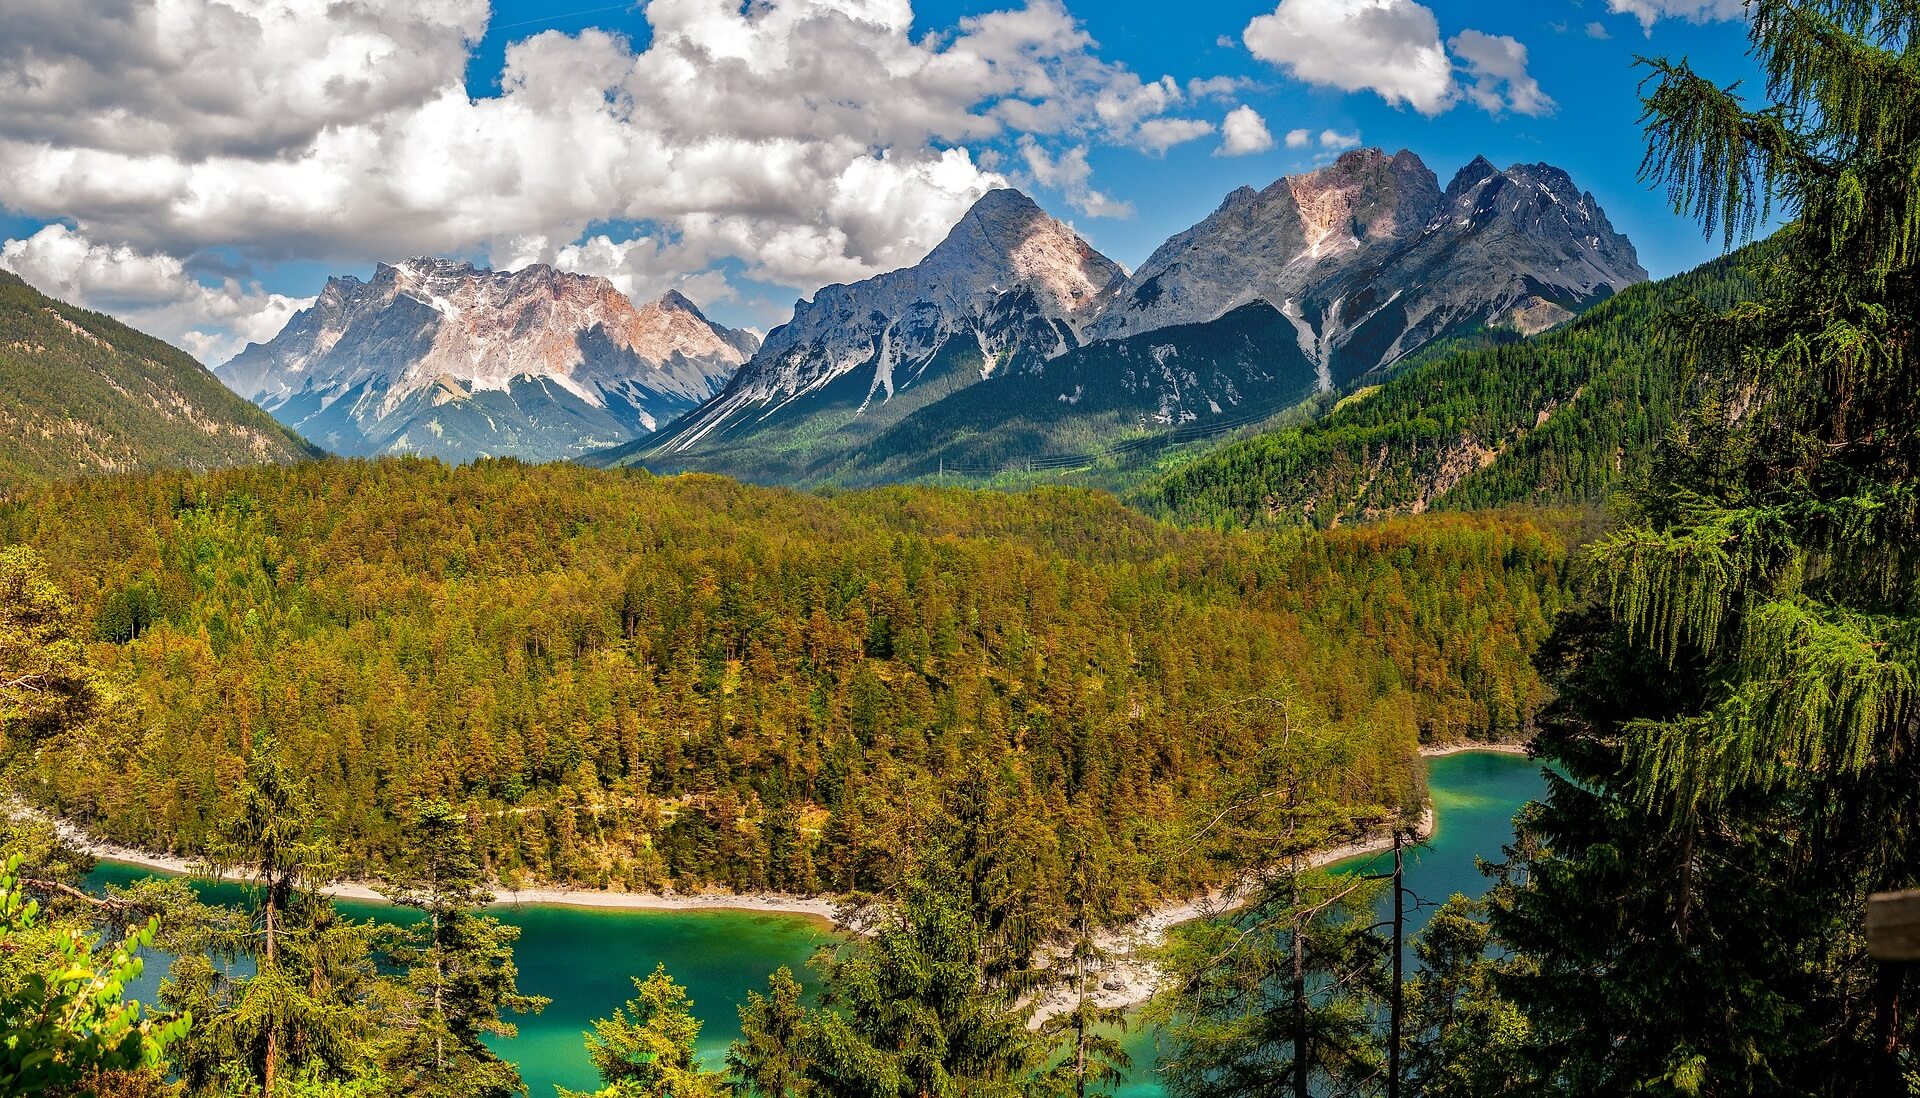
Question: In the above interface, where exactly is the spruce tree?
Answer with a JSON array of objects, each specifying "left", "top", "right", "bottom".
[
  {"left": 1492, "top": 2, "right": 1920, "bottom": 1092},
  {"left": 803, "top": 854, "right": 1046, "bottom": 1098},
  {"left": 1036, "top": 838, "right": 1130, "bottom": 1098},
  {"left": 179, "top": 741, "right": 371, "bottom": 1097},
  {"left": 1154, "top": 695, "right": 1394, "bottom": 1098},
  {"left": 727, "top": 966, "right": 812, "bottom": 1098},
  {"left": 378, "top": 799, "right": 548, "bottom": 1098},
  {"left": 569, "top": 964, "right": 725, "bottom": 1098}
]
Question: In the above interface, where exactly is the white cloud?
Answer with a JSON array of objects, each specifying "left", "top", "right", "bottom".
[
  {"left": 1585, "top": 21, "right": 1612, "bottom": 39},
  {"left": 1018, "top": 138, "right": 1134, "bottom": 219},
  {"left": 1241, "top": 0, "right": 1551, "bottom": 118},
  {"left": 0, "top": 0, "right": 1226, "bottom": 352},
  {"left": 1606, "top": 0, "right": 1748, "bottom": 34},
  {"left": 1244, "top": 0, "right": 1456, "bottom": 115},
  {"left": 0, "top": 0, "right": 489, "bottom": 159},
  {"left": 1135, "top": 117, "right": 1216, "bottom": 154},
  {"left": 1284, "top": 127, "right": 1313, "bottom": 149},
  {"left": 1449, "top": 30, "right": 1555, "bottom": 117},
  {"left": 1318, "top": 129, "right": 1361, "bottom": 150},
  {"left": 1217, "top": 106, "right": 1276, "bottom": 156},
  {"left": 0, "top": 225, "right": 311, "bottom": 362}
]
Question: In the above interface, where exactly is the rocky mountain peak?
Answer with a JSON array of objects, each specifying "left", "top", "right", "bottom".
[
  {"left": 216, "top": 259, "right": 757, "bottom": 462},
  {"left": 633, "top": 188, "right": 1126, "bottom": 464},
  {"left": 1446, "top": 155, "right": 1500, "bottom": 195},
  {"left": 1283, "top": 147, "right": 1442, "bottom": 260},
  {"left": 1087, "top": 148, "right": 1645, "bottom": 379}
]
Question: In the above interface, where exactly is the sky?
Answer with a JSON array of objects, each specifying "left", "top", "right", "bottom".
[{"left": 0, "top": 0, "right": 1764, "bottom": 364}]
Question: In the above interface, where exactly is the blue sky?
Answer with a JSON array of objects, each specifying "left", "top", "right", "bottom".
[
  {"left": 455, "top": 0, "right": 1764, "bottom": 280},
  {"left": 0, "top": 0, "right": 1765, "bottom": 357}
]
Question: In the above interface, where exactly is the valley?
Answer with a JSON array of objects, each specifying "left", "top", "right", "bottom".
[{"left": 2, "top": 2, "right": 1915, "bottom": 1092}]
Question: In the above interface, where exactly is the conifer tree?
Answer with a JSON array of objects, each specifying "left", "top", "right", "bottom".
[
  {"left": 177, "top": 742, "right": 373, "bottom": 1097},
  {"left": 378, "top": 799, "right": 548, "bottom": 1098},
  {"left": 569, "top": 964, "right": 724, "bottom": 1098},
  {"left": 1155, "top": 696, "right": 1395, "bottom": 1098},
  {"left": 727, "top": 966, "right": 812, "bottom": 1098},
  {"left": 803, "top": 854, "right": 1046, "bottom": 1098},
  {"left": 1037, "top": 838, "right": 1130, "bottom": 1098},
  {"left": 1493, "top": 2, "right": 1920, "bottom": 1091}
]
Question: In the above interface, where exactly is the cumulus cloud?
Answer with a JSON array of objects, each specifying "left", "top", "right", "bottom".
[
  {"left": 1586, "top": 21, "right": 1612, "bottom": 39},
  {"left": 0, "top": 0, "right": 1226, "bottom": 358},
  {"left": 1242, "top": 0, "right": 1551, "bottom": 117},
  {"left": 1318, "top": 129, "right": 1361, "bottom": 150},
  {"left": 1244, "top": 0, "right": 1455, "bottom": 115},
  {"left": 1018, "top": 138, "right": 1133, "bottom": 218},
  {"left": 1217, "top": 107, "right": 1275, "bottom": 156},
  {"left": 1284, "top": 127, "right": 1313, "bottom": 149},
  {"left": 1449, "top": 30, "right": 1555, "bottom": 116},
  {"left": 1135, "top": 117, "right": 1216, "bottom": 154},
  {"left": 1606, "top": 0, "right": 1748, "bottom": 34},
  {"left": 0, "top": 225, "right": 312, "bottom": 361}
]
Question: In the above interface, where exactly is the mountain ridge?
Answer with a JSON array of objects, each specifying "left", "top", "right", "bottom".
[
  {"left": 218, "top": 258, "right": 757, "bottom": 463},
  {"left": 0, "top": 270, "right": 318, "bottom": 487},
  {"left": 603, "top": 151, "right": 1644, "bottom": 485}
]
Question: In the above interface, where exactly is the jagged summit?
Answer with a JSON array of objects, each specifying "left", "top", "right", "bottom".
[
  {"left": 1088, "top": 148, "right": 1645, "bottom": 384},
  {"left": 631, "top": 186, "right": 1124, "bottom": 463},
  {"left": 217, "top": 259, "right": 758, "bottom": 463}
]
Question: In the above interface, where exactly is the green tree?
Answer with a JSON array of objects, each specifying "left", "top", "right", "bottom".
[
  {"left": 0, "top": 855, "right": 189, "bottom": 1097},
  {"left": 378, "top": 800, "right": 548, "bottom": 1098},
  {"left": 1036, "top": 839, "right": 1130, "bottom": 1098},
  {"left": 1154, "top": 696, "right": 1396, "bottom": 1098},
  {"left": 569, "top": 964, "right": 724, "bottom": 1098},
  {"left": 0, "top": 546, "right": 97, "bottom": 748},
  {"left": 1494, "top": 2, "right": 1920, "bottom": 1091},
  {"left": 1402, "top": 895, "right": 1528, "bottom": 1098},
  {"left": 803, "top": 856, "right": 1045, "bottom": 1098},
  {"left": 174, "top": 742, "right": 372, "bottom": 1097},
  {"left": 727, "top": 967, "right": 812, "bottom": 1098}
]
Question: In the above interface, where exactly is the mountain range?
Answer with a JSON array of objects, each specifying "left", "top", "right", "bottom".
[
  {"left": 0, "top": 147, "right": 1651, "bottom": 496},
  {"left": 592, "top": 148, "right": 1645, "bottom": 483},
  {"left": 0, "top": 270, "right": 316, "bottom": 489},
  {"left": 216, "top": 259, "right": 757, "bottom": 463}
]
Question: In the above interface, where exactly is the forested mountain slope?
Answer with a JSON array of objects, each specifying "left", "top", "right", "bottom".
[
  {"left": 0, "top": 271, "right": 317, "bottom": 488},
  {"left": 0, "top": 460, "right": 1564, "bottom": 913},
  {"left": 1135, "top": 245, "right": 1761, "bottom": 527}
]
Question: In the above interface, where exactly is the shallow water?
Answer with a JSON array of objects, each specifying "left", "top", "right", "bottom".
[{"left": 86, "top": 749, "right": 1546, "bottom": 1097}]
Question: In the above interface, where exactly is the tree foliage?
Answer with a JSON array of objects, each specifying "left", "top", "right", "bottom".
[
  {"left": 2, "top": 462, "right": 1562, "bottom": 927},
  {"left": 0, "top": 856, "right": 188, "bottom": 1097},
  {"left": 1487, "top": 3, "right": 1920, "bottom": 1093}
]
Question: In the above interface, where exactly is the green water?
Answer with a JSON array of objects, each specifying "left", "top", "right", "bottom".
[
  {"left": 85, "top": 750, "right": 1545, "bottom": 1097},
  {"left": 83, "top": 865, "right": 833, "bottom": 1095}
]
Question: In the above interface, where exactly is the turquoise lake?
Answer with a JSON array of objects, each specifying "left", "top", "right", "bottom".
[{"left": 86, "top": 749, "right": 1547, "bottom": 1097}]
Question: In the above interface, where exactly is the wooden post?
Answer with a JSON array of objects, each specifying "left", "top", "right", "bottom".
[
  {"left": 1868, "top": 889, "right": 1918, "bottom": 1089},
  {"left": 1868, "top": 889, "right": 1920, "bottom": 962}
]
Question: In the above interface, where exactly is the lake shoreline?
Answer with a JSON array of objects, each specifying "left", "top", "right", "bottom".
[
  {"left": 22, "top": 801, "right": 843, "bottom": 925},
  {"left": 1419, "top": 739, "right": 1531, "bottom": 758},
  {"left": 1025, "top": 741, "right": 1534, "bottom": 1023},
  {"left": 53, "top": 741, "right": 1531, "bottom": 967}
]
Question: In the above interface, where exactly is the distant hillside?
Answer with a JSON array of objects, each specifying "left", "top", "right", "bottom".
[
  {"left": 0, "top": 271, "right": 317, "bottom": 488},
  {"left": 1134, "top": 245, "right": 1762, "bottom": 527}
]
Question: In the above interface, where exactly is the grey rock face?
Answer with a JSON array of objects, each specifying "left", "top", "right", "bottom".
[
  {"left": 217, "top": 259, "right": 756, "bottom": 462},
  {"left": 1088, "top": 149, "right": 1646, "bottom": 388},
  {"left": 647, "top": 188, "right": 1124, "bottom": 456}
]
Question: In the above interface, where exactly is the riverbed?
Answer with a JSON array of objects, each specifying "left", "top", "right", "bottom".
[{"left": 86, "top": 749, "right": 1547, "bottom": 1097}]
